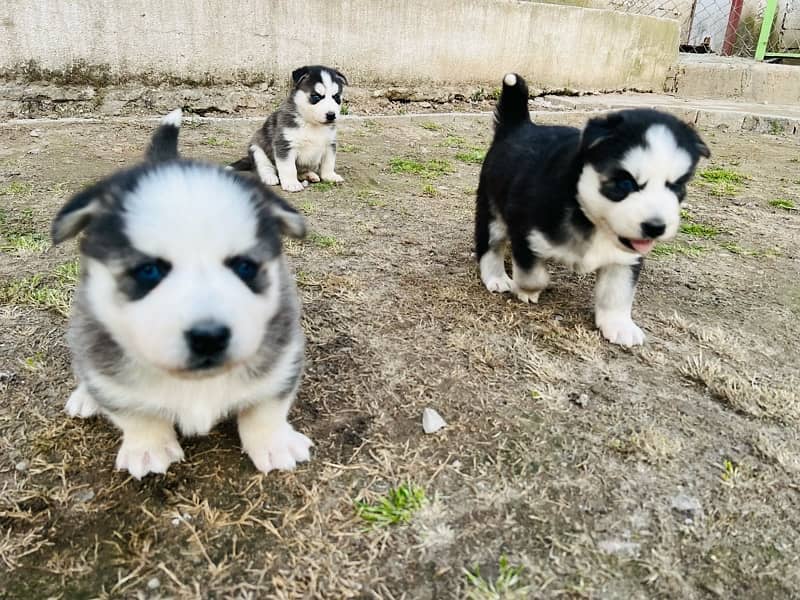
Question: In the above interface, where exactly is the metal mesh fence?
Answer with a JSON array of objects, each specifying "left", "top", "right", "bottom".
[{"left": 608, "top": 0, "right": 799, "bottom": 58}]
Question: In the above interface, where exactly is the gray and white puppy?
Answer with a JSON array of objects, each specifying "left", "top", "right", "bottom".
[
  {"left": 52, "top": 109, "right": 313, "bottom": 479},
  {"left": 230, "top": 65, "right": 347, "bottom": 193}
]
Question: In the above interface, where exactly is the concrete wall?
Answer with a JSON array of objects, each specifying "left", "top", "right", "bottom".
[{"left": 0, "top": 0, "right": 678, "bottom": 92}]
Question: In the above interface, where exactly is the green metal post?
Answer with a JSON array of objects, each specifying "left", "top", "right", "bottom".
[{"left": 755, "top": 0, "right": 778, "bottom": 60}]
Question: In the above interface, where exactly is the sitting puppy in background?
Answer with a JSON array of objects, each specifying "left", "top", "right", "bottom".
[
  {"left": 475, "top": 73, "right": 709, "bottom": 346},
  {"left": 52, "top": 109, "right": 312, "bottom": 479},
  {"left": 230, "top": 65, "right": 347, "bottom": 193}
]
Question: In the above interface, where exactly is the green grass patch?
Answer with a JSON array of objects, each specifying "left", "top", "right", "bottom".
[
  {"left": 307, "top": 232, "right": 340, "bottom": 250},
  {"left": 201, "top": 136, "right": 234, "bottom": 148},
  {"left": 0, "top": 258, "right": 80, "bottom": 316},
  {"left": 439, "top": 134, "right": 467, "bottom": 148},
  {"left": 464, "top": 555, "right": 529, "bottom": 600},
  {"left": 455, "top": 149, "right": 486, "bottom": 165},
  {"left": 679, "top": 222, "right": 720, "bottom": 238},
  {"left": 389, "top": 157, "right": 453, "bottom": 178},
  {"left": 698, "top": 167, "right": 746, "bottom": 197},
  {"left": 0, "top": 181, "right": 33, "bottom": 197},
  {"left": 420, "top": 121, "right": 442, "bottom": 131},
  {"left": 651, "top": 242, "right": 707, "bottom": 258},
  {"left": 422, "top": 184, "right": 439, "bottom": 197},
  {"left": 338, "top": 143, "right": 360, "bottom": 153},
  {"left": 312, "top": 181, "right": 336, "bottom": 193},
  {"left": 340, "top": 103, "right": 349, "bottom": 116},
  {"left": 769, "top": 198, "right": 796, "bottom": 210},
  {"left": 719, "top": 242, "right": 781, "bottom": 257},
  {"left": 0, "top": 232, "right": 49, "bottom": 253},
  {"left": 356, "top": 484, "right": 426, "bottom": 527}
]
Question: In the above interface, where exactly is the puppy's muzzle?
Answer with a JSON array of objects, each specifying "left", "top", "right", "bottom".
[
  {"left": 184, "top": 320, "right": 231, "bottom": 369},
  {"left": 325, "top": 111, "right": 336, "bottom": 123},
  {"left": 640, "top": 220, "right": 666, "bottom": 239}
]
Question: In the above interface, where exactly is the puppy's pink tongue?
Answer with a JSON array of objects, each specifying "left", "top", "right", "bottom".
[{"left": 630, "top": 239, "right": 656, "bottom": 254}]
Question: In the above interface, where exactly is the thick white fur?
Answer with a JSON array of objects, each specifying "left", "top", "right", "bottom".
[
  {"left": 578, "top": 125, "right": 691, "bottom": 243},
  {"left": 71, "top": 164, "right": 311, "bottom": 477}
]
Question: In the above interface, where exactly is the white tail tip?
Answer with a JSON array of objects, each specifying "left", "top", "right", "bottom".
[
  {"left": 161, "top": 108, "right": 182, "bottom": 127},
  {"left": 503, "top": 73, "right": 517, "bottom": 87}
]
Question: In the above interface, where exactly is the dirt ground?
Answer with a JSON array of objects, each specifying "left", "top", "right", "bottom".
[{"left": 1, "top": 109, "right": 799, "bottom": 599}]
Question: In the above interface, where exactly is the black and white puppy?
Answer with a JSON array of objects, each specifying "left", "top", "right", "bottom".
[
  {"left": 475, "top": 74, "right": 709, "bottom": 346},
  {"left": 230, "top": 65, "right": 347, "bottom": 193},
  {"left": 52, "top": 109, "right": 313, "bottom": 479}
]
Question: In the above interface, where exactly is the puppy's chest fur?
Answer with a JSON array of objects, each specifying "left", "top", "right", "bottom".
[
  {"left": 529, "top": 228, "right": 639, "bottom": 273},
  {"left": 284, "top": 123, "right": 335, "bottom": 168}
]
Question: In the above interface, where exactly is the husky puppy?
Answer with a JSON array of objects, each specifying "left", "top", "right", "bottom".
[
  {"left": 475, "top": 74, "right": 710, "bottom": 346},
  {"left": 230, "top": 65, "right": 347, "bottom": 193},
  {"left": 52, "top": 109, "right": 313, "bottom": 479}
]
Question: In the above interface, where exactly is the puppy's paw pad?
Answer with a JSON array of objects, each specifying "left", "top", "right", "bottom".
[
  {"left": 65, "top": 386, "right": 99, "bottom": 418},
  {"left": 303, "top": 171, "right": 321, "bottom": 183},
  {"left": 483, "top": 274, "right": 513, "bottom": 294},
  {"left": 115, "top": 437, "right": 184, "bottom": 479},
  {"left": 281, "top": 180, "right": 305, "bottom": 193},
  {"left": 321, "top": 172, "right": 344, "bottom": 183},
  {"left": 514, "top": 287, "right": 542, "bottom": 304},
  {"left": 598, "top": 318, "right": 645, "bottom": 347},
  {"left": 262, "top": 174, "right": 280, "bottom": 186},
  {"left": 245, "top": 425, "right": 313, "bottom": 474}
]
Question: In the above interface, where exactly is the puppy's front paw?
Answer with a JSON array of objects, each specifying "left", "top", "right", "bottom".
[
  {"left": 65, "top": 385, "right": 99, "bottom": 418},
  {"left": 321, "top": 172, "right": 344, "bottom": 183},
  {"left": 243, "top": 423, "right": 312, "bottom": 474},
  {"left": 281, "top": 179, "right": 305, "bottom": 193},
  {"left": 262, "top": 174, "right": 280, "bottom": 186},
  {"left": 483, "top": 273, "right": 514, "bottom": 294},
  {"left": 513, "top": 286, "right": 542, "bottom": 304},
  {"left": 597, "top": 316, "right": 645, "bottom": 347},
  {"left": 302, "top": 171, "right": 321, "bottom": 183},
  {"left": 115, "top": 434, "right": 184, "bottom": 479}
]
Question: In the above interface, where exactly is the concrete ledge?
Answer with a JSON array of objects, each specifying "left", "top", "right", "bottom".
[
  {"left": 0, "top": 0, "right": 677, "bottom": 92},
  {"left": 666, "top": 55, "right": 800, "bottom": 105}
]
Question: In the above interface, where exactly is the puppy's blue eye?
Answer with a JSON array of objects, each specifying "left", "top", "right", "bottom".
[
  {"left": 228, "top": 257, "right": 259, "bottom": 282},
  {"left": 310, "top": 93, "right": 323, "bottom": 104},
  {"left": 616, "top": 178, "right": 637, "bottom": 194},
  {"left": 131, "top": 261, "right": 169, "bottom": 287}
]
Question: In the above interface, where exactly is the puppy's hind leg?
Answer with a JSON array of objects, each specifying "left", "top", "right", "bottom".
[
  {"left": 511, "top": 232, "right": 549, "bottom": 304},
  {"left": 238, "top": 392, "right": 312, "bottom": 474},
  {"left": 250, "top": 144, "right": 280, "bottom": 186},
  {"left": 475, "top": 189, "right": 512, "bottom": 293},
  {"left": 595, "top": 259, "right": 645, "bottom": 347}
]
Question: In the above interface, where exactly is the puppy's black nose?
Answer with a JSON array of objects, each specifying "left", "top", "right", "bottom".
[
  {"left": 641, "top": 220, "right": 666, "bottom": 239},
  {"left": 325, "top": 111, "right": 336, "bottom": 122},
  {"left": 185, "top": 322, "right": 231, "bottom": 357}
]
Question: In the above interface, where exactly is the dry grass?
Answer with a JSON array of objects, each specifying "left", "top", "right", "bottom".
[{"left": 1, "top": 115, "right": 799, "bottom": 598}]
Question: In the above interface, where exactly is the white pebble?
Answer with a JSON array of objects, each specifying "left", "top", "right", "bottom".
[
  {"left": 422, "top": 408, "right": 447, "bottom": 434},
  {"left": 147, "top": 577, "right": 160, "bottom": 590}
]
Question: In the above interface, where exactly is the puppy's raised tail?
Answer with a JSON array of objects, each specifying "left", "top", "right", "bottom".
[
  {"left": 146, "top": 108, "right": 182, "bottom": 162},
  {"left": 493, "top": 73, "right": 530, "bottom": 140}
]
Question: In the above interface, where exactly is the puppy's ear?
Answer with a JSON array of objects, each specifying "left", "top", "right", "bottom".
[
  {"left": 51, "top": 182, "right": 112, "bottom": 245},
  {"left": 268, "top": 194, "right": 306, "bottom": 239},
  {"left": 291, "top": 66, "right": 311, "bottom": 86},
  {"left": 581, "top": 112, "right": 624, "bottom": 151},
  {"left": 332, "top": 69, "right": 348, "bottom": 86}
]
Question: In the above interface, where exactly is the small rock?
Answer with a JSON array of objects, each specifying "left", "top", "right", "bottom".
[
  {"left": 28, "top": 148, "right": 41, "bottom": 155},
  {"left": 29, "top": 129, "right": 42, "bottom": 137},
  {"left": 598, "top": 539, "right": 641, "bottom": 557},
  {"left": 15, "top": 460, "right": 30, "bottom": 473},
  {"left": 73, "top": 489, "right": 95, "bottom": 503},
  {"left": 146, "top": 577, "right": 160, "bottom": 590},
  {"left": 569, "top": 392, "right": 589, "bottom": 408},
  {"left": 671, "top": 493, "right": 703, "bottom": 518},
  {"left": 422, "top": 408, "right": 447, "bottom": 434}
]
